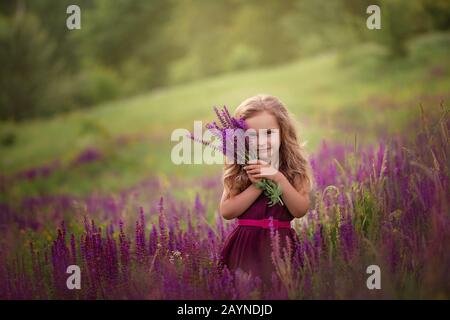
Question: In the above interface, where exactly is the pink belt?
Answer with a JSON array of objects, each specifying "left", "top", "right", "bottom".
[{"left": 237, "top": 218, "right": 291, "bottom": 229}]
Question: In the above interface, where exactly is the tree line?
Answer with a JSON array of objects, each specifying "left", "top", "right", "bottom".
[{"left": 1, "top": 0, "right": 448, "bottom": 121}]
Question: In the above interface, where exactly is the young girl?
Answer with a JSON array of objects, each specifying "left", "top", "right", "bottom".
[{"left": 219, "top": 94, "right": 314, "bottom": 289}]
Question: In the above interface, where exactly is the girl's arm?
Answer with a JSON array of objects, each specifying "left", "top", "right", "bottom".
[
  {"left": 219, "top": 183, "right": 263, "bottom": 220},
  {"left": 274, "top": 174, "right": 310, "bottom": 218}
]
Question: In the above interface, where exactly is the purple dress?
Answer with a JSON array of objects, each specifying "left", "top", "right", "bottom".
[{"left": 219, "top": 192, "right": 300, "bottom": 287}]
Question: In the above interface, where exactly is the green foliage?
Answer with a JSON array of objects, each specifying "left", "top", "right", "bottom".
[
  {"left": 1, "top": 31, "right": 448, "bottom": 199},
  {"left": 357, "top": 0, "right": 450, "bottom": 58},
  {"left": 255, "top": 179, "right": 284, "bottom": 207},
  {"left": 0, "top": 11, "right": 57, "bottom": 120},
  {"left": 73, "top": 66, "right": 121, "bottom": 106},
  {"left": 1, "top": 0, "right": 449, "bottom": 121}
]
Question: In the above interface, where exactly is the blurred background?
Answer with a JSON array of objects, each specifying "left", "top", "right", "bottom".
[
  {"left": 1, "top": 1, "right": 450, "bottom": 300},
  {"left": 0, "top": 0, "right": 449, "bottom": 202}
]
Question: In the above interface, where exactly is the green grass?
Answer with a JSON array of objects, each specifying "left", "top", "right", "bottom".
[{"left": 1, "top": 32, "right": 449, "bottom": 198}]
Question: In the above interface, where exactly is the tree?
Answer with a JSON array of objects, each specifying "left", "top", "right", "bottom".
[{"left": 0, "top": 8, "right": 58, "bottom": 120}]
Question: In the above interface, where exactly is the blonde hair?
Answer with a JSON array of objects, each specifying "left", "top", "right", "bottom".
[{"left": 223, "top": 94, "right": 314, "bottom": 197}]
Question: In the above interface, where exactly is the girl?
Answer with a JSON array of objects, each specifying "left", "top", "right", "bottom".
[{"left": 219, "top": 94, "right": 314, "bottom": 290}]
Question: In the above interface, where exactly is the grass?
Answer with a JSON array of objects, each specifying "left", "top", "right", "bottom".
[{"left": 1, "top": 32, "right": 449, "bottom": 198}]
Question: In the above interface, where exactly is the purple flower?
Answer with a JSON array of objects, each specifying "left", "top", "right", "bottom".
[{"left": 72, "top": 147, "right": 103, "bottom": 166}]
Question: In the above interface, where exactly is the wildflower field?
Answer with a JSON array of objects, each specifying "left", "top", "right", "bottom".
[
  {"left": 0, "top": 33, "right": 449, "bottom": 299},
  {"left": 1, "top": 106, "right": 448, "bottom": 299}
]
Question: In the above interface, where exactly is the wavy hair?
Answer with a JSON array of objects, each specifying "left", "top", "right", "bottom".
[{"left": 223, "top": 94, "right": 314, "bottom": 198}]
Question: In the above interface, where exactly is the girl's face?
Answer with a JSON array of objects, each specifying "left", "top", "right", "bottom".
[{"left": 245, "top": 111, "right": 281, "bottom": 165}]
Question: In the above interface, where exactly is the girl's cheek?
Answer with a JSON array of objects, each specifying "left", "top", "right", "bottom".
[
  {"left": 257, "top": 139, "right": 280, "bottom": 164},
  {"left": 270, "top": 134, "right": 281, "bottom": 153},
  {"left": 269, "top": 135, "right": 281, "bottom": 169}
]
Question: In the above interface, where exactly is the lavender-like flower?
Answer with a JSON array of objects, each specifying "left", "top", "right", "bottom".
[{"left": 189, "top": 105, "right": 284, "bottom": 206}]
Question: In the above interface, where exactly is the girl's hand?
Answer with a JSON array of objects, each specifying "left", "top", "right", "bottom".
[
  {"left": 244, "top": 159, "right": 262, "bottom": 184},
  {"left": 244, "top": 160, "right": 285, "bottom": 184}
]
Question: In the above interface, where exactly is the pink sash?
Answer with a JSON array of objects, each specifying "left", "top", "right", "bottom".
[{"left": 237, "top": 218, "right": 291, "bottom": 229}]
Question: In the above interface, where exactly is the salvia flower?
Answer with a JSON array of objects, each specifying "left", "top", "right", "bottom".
[{"left": 189, "top": 105, "right": 284, "bottom": 206}]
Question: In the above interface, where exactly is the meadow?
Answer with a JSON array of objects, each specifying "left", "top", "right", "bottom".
[{"left": 0, "top": 32, "right": 449, "bottom": 299}]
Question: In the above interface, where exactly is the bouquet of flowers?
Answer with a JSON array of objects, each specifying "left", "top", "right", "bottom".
[{"left": 189, "top": 106, "right": 284, "bottom": 206}]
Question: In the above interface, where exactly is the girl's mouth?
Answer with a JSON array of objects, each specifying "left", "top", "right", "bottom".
[{"left": 258, "top": 147, "right": 272, "bottom": 160}]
